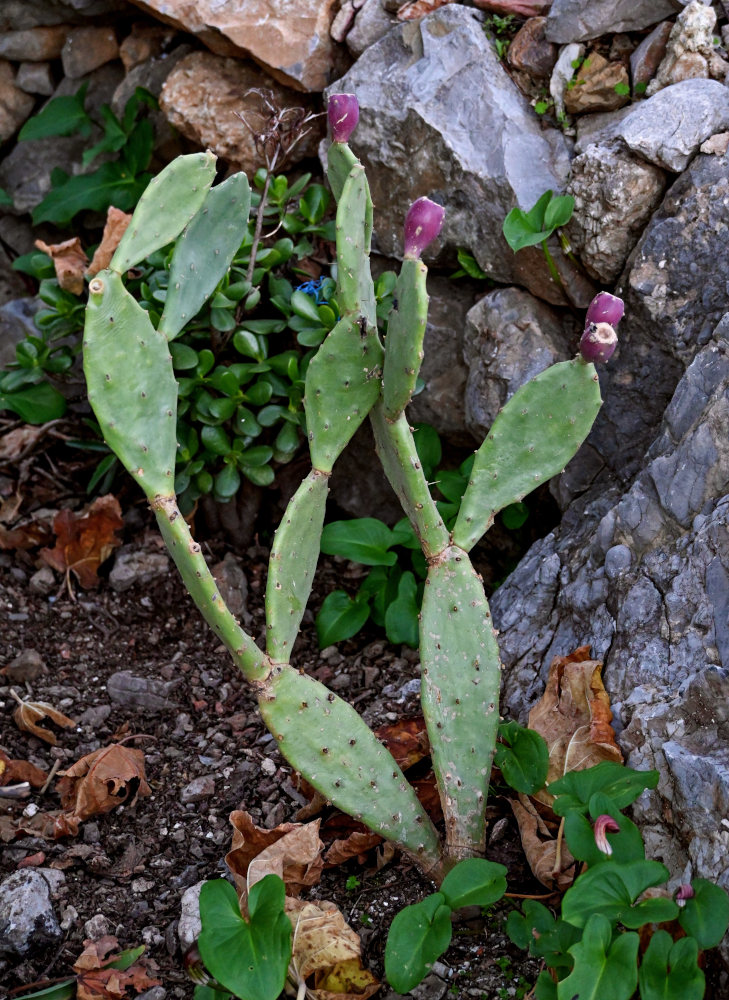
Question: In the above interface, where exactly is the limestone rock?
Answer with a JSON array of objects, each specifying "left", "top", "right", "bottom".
[
  {"left": 0, "top": 26, "right": 69, "bottom": 60},
  {"left": 127, "top": 0, "right": 341, "bottom": 92},
  {"left": 15, "top": 61, "right": 55, "bottom": 95},
  {"left": 0, "top": 869, "right": 65, "bottom": 958},
  {"left": 61, "top": 25, "right": 119, "bottom": 78},
  {"left": 159, "top": 52, "right": 322, "bottom": 173},
  {"left": 0, "top": 59, "right": 35, "bottom": 142},
  {"left": 347, "top": 0, "right": 397, "bottom": 56},
  {"left": 563, "top": 52, "right": 630, "bottom": 115},
  {"left": 473, "top": 0, "right": 551, "bottom": 14},
  {"left": 545, "top": 0, "right": 681, "bottom": 43},
  {"left": 109, "top": 549, "right": 170, "bottom": 592},
  {"left": 326, "top": 5, "right": 573, "bottom": 303},
  {"left": 630, "top": 20, "right": 673, "bottom": 93},
  {"left": 647, "top": 0, "right": 720, "bottom": 95},
  {"left": 119, "top": 23, "right": 177, "bottom": 72},
  {"left": 0, "top": 1, "right": 121, "bottom": 30},
  {"left": 565, "top": 142, "right": 666, "bottom": 283},
  {"left": 462, "top": 287, "right": 575, "bottom": 440},
  {"left": 507, "top": 16, "right": 557, "bottom": 79}
]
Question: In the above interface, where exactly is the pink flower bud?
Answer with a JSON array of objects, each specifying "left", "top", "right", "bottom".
[
  {"left": 328, "top": 93, "right": 359, "bottom": 143},
  {"left": 580, "top": 321, "right": 618, "bottom": 364},
  {"left": 404, "top": 197, "right": 445, "bottom": 258},
  {"left": 675, "top": 884, "right": 696, "bottom": 908},
  {"left": 586, "top": 291, "right": 624, "bottom": 329},
  {"left": 594, "top": 814, "right": 620, "bottom": 856}
]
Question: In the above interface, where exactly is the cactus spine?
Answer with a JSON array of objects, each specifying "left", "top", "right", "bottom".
[{"left": 83, "top": 100, "right": 613, "bottom": 880}]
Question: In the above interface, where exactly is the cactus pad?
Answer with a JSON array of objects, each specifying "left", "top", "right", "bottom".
[
  {"left": 382, "top": 258, "right": 429, "bottom": 420},
  {"left": 420, "top": 546, "right": 502, "bottom": 858},
  {"left": 266, "top": 470, "right": 328, "bottom": 663},
  {"left": 110, "top": 151, "right": 217, "bottom": 273},
  {"left": 159, "top": 171, "right": 251, "bottom": 341},
  {"left": 84, "top": 269, "right": 177, "bottom": 499},
  {"left": 335, "top": 164, "right": 376, "bottom": 325},
  {"left": 453, "top": 360, "right": 602, "bottom": 552}
]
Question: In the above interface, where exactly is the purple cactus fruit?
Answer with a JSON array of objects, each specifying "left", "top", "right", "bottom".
[
  {"left": 586, "top": 291, "right": 624, "bottom": 329},
  {"left": 328, "top": 93, "right": 359, "bottom": 143},
  {"left": 403, "top": 197, "right": 445, "bottom": 258},
  {"left": 594, "top": 814, "right": 620, "bottom": 856},
  {"left": 580, "top": 321, "right": 618, "bottom": 364}
]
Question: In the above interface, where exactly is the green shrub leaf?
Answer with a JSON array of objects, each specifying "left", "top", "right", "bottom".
[
  {"left": 638, "top": 930, "right": 705, "bottom": 1000},
  {"left": 678, "top": 878, "right": 729, "bottom": 949},
  {"left": 557, "top": 913, "right": 638, "bottom": 1000},
  {"left": 440, "top": 858, "right": 507, "bottom": 909},
  {"left": 320, "top": 518, "right": 398, "bottom": 566},
  {"left": 494, "top": 720, "right": 548, "bottom": 794},
  {"left": 316, "top": 590, "right": 370, "bottom": 647},
  {"left": 385, "top": 893, "right": 453, "bottom": 994}
]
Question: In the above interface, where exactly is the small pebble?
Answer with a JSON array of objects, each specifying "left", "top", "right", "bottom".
[{"left": 2, "top": 649, "right": 45, "bottom": 682}]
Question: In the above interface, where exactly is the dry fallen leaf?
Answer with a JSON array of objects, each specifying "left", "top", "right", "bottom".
[
  {"left": 86, "top": 207, "right": 132, "bottom": 277},
  {"left": 0, "top": 425, "right": 47, "bottom": 462},
  {"left": 226, "top": 810, "right": 324, "bottom": 898},
  {"left": 41, "top": 494, "right": 124, "bottom": 589},
  {"left": 376, "top": 716, "right": 430, "bottom": 769},
  {"left": 73, "top": 935, "right": 160, "bottom": 1000},
  {"left": 0, "top": 515, "right": 54, "bottom": 551},
  {"left": 510, "top": 795, "right": 576, "bottom": 891},
  {"left": 11, "top": 689, "right": 76, "bottom": 746},
  {"left": 528, "top": 646, "right": 622, "bottom": 808},
  {"left": 57, "top": 744, "right": 151, "bottom": 822},
  {"left": 35, "top": 236, "right": 88, "bottom": 295},
  {"left": 0, "top": 748, "right": 48, "bottom": 787}
]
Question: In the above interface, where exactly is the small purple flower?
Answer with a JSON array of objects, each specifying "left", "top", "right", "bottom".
[
  {"left": 594, "top": 814, "right": 620, "bottom": 856},
  {"left": 586, "top": 291, "right": 624, "bottom": 330},
  {"left": 328, "top": 93, "right": 359, "bottom": 143},
  {"left": 404, "top": 197, "right": 445, "bottom": 258},
  {"left": 580, "top": 321, "right": 618, "bottom": 364},
  {"left": 675, "top": 884, "right": 696, "bottom": 908}
]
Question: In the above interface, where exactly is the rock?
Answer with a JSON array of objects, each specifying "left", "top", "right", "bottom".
[
  {"left": 15, "top": 61, "right": 55, "bottom": 95},
  {"left": 0, "top": 26, "right": 69, "bottom": 60},
  {"left": 29, "top": 564, "right": 56, "bottom": 595},
  {"left": 578, "top": 79, "right": 729, "bottom": 173},
  {"left": 347, "top": 0, "right": 397, "bottom": 56},
  {"left": 180, "top": 775, "right": 215, "bottom": 804},
  {"left": 563, "top": 52, "right": 630, "bottom": 115},
  {"left": 159, "top": 52, "right": 322, "bottom": 173},
  {"left": 0, "top": 869, "right": 65, "bottom": 958},
  {"left": 127, "top": 0, "right": 341, "bottom": 92},
  {"left": 119, "top": 23, "right": 177, "bottom": 72},
  {"left": 0, "top": 59, "right": 35, "bottom": 142},
  {"left": 462, "top": 287, "right": 575, "bottom": 440},
  {"left": 0, "top": 62, "right": 124, "bottom": 213},
  {"left": 107, "top": 670, "right": 180, "bottom": 712},
  {"left": 211, "top": 552, "right": 250, "bottom": 622},
  {"left": 507, "top": 16, "right": 557, "bottom": 79},
  {"left": 326, "top": 5, "right": 573, "bottom": 303},
  {"left": 331, "top": 0, "right": 357, "bottom": 43},
  {"left": 83, "top": 913, "right": 112, "bottom": 939},
  {"left": 61, "top": 25, "right": 119, "bottom": 78},
  {"left": 178, "top": 880, "right": 204, "bottom": 951},
  {"left": 2, "top": 649, "right": 46, "bottom": 683},
  {"left": 0, "top": 1, "right": 120, "bottom": 30},
  {"left": 565, "top": 143, "right": 666, "bottom": 283},
  {"left": 701, "top": 131, "right": 729, "bottom": 155},
  {"left": 473, "top": 0, "right": 551, "bottom": 14},
  {"left": 647, "top": 0, "right": 721, "bottom": 95},
  {"left": 109, "top": 549, "right": 170, "bottom": 592},
  {"left": 329, "top": 421, "right": 402, "bottom": 524},
  {"left": 0, "top": 299, "right": 41, "bottom": 365},
  {"left": 549, "top": 40, "right": 584, "bottom": 118},
  {"left": 545, "top": 0, "right": 680, "bottom": 43},
  {"left": 630, "top": 21, "right": 673, "bottom": 94},
  {"left": 492, "top": 320, "right": 729, "bottom": 940}
]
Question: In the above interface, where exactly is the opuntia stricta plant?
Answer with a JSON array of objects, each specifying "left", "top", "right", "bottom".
[{"left": 83, "top": 95, "right": 620, "bottom": 880}]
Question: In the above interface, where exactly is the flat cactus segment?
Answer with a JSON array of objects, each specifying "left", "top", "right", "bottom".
[
  {"left": 370, "top": 403, "right": 449, "bottom": 559},
  {"left": 110, "top": 151, "right": 217, "bottom": 273},
  {"left": 420, "top": 547, "right": 501, "bottom": 858},
  {"left": 266, "top": 470, "right": 329, "bottom": 663},
  {"left": 159, "top": 171, "right": 251, "bottom": 341},
  {"left": 335, "top": 164, "right": 376, "bottom": 324},
  {"left": 153, "top": 495, "right": 269, "bottom": 682},
  {"left": 382, "top": 258, "right": 428, "bottom": 420},
  {"left": 327, "top": 141, "right": 358, "bottom": 203},
  {"left": 259, "top": 665, "right": 442, "bottom": 869},
  {"left": 84, "top": 269, "right": 177, "bottom": 499},
  {"left": 453, "top": 359, "right": 602, "bottom": 552},
  {"left": 304, "top": 315, "right": 384, "bottom": 474}
]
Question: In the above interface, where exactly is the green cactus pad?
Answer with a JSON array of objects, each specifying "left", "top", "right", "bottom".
[
  {"left": 305, "top": 315, "right": 384, "bottom": 474},
  {"left": 453, "top": 359, "right": 602, "bottom": 552},
  {"left": 266, "top": 470, "right": 328, "bottom": 663},
  {"left": 382, "top": 258, "right": 428, "bottom": 420},
  {"left": 420, "top": 547, "right": 501, "bottom": 858},
  {"left": 84, "top": 269, "right": 177, "bottom": 499},
  {"left": 110, "top": 151, "right": 217, "bottom": 273},
  {"left": 370, "top": 403, "right": 449, "bottom": 558},
  {"left": 259, "top": 665, "right": 442, "bottom": 869},
  {"left": 159, "top": 171, "right": 251, "bottom": 341},
  {"left": 327, "top": 142, "right": 358, "bottom": 203},
  {"left": 335, "top": 164, "right": 376, "bottom": 325}
]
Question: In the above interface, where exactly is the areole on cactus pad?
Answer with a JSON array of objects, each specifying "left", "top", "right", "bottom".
[{"left": 82, "top": 93, "right": 619, "bottom": 879}]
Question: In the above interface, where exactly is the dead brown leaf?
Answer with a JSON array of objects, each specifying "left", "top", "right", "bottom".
[
  {"left": 0, "top": 748, "right": 48, "bottom": 787},
  {"left": 73, "top": 935, "right": 160, "bottom": 1000},
  {"left": 86, "top": 207, "right": 132, "bottom": 278},
  {"left": 0, "top": 491, "right": 23, "bottom": 524},
  {"left": 35, "top": 236, "right": 88, "bottom": 295},
  {"left": 0, "top": 809, "right": 80, "bottom": 842},
  {"left": 528, "top": 646, "right": 622, "bottom": 808},
  {"left": 226, "top": 810, "right": 324, "bottom": 898},
  {"left": 0, "top": 516, "right": 54, "bottom": 550},
  {"left": 41, "top": 494, "right": 124, "bottom": 589},
  {"left": 376, "top": 716, "right": 430, "bottom": 769},
  {"left": 324, "top": 830, "right": 384, "bottom": 867},
  {"left": 0, "top": 425, "right": 47, "bottom": 462},
  {"left": 11, "top": 689, "right": 76, "bottom": 746},
  {"left": 510, "top": 796, "right": 576, "bottom": 891},
  {"left": 57, "top": 744, "right": 151, "bottom": 822}
]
